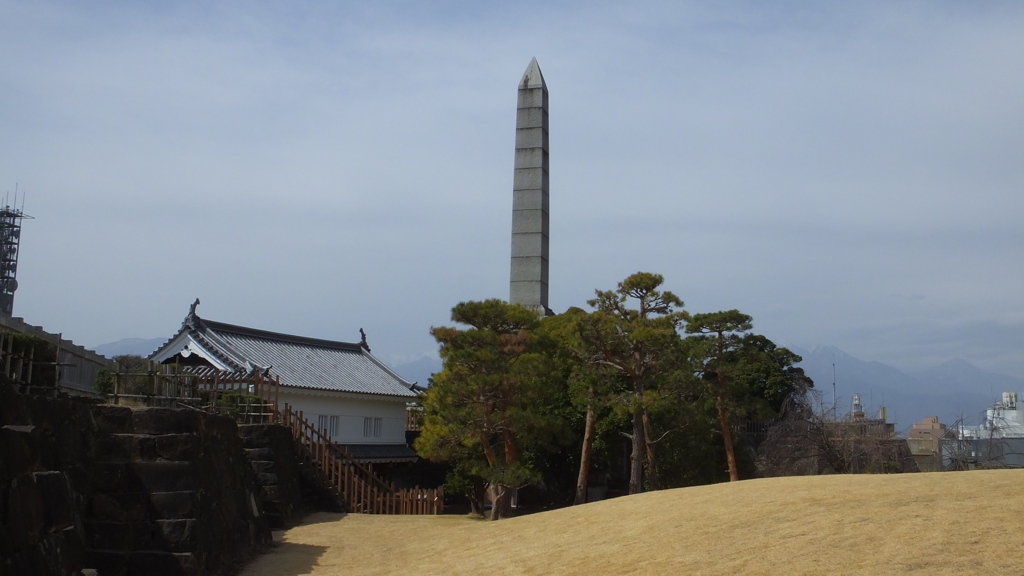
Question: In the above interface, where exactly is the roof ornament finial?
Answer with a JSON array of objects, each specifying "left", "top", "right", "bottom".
[
  {"left": 183, "top": 298, "right": 201, "bottom": 330},
  {"left": 359, "top": 328, "right": 370, "bottom": 351}
]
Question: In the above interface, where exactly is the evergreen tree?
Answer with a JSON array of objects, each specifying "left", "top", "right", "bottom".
[
  {"left": 414, "top": 300, "right": 559, "bottom": 519},
  {"left": 574, "top": 272, "right": 688, "bottom": 494}
]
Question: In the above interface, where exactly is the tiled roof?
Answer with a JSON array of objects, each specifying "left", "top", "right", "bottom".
[{"left": 152, "top": 308, "right": 418, "bottom": 398}]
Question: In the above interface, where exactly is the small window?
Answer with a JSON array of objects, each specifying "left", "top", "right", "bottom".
[
  {"left": 363, "top": 417, "right": 382, "bottom": 438},
  {"left": 318, "top": 415, "right": 340, "bottom": 438}
]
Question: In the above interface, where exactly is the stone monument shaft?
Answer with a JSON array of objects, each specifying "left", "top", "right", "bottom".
[{"left": 509, "top": 58, "right": 550, "bottom": 313}]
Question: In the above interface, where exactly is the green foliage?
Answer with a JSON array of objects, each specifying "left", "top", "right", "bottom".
[
  {"left": 684, "top": 310, "right": 813, "bottom": 481},
  {"left": 217, "top": 391, "right": 269, "bottom": 418},
  {"left": 2, "top": 331, "right": 58, "bottom": 386},
  {"left": 571, "top": 272, "right": 692, "bottom": 493},
  {"left": 414, "top": 299, "right": 564, "bottom": 517},
  {"left": 728, "top": 335, "right": 813, "bottom": 419},
  {"left": 94, "top": 369, "right": 114, "bottom": 396},
  {"left": 421, "top": 273, "right": 818, "bottom": 505},
  {"left": 99, "top": 355, "right": 153, "bottom": 397},
  {"left": 683, "top": 318, "right": 812, "bottom": 422}
]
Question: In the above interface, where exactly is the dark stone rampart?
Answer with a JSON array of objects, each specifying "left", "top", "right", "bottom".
[
  {"left": 0, "top": 382, "right": 274, "bottom": 576},
  {"left": 237, "top": 424, "right": 309, "bottom": 528}
]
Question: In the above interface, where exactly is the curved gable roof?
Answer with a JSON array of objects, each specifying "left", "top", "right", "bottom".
[{"left": 150, "top": 306, "right": 417, "bottom": 398}]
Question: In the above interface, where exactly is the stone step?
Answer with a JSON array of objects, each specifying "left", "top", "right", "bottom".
[
  {"left": 1, "top": 525, "right": 85, "bottom": 576},
  {"left": 86, "top": 519, "right": 196, "bottom": 553},
  {"left": 93, "top": 433, "right": 198, "bottom": 462},
  {"left": 91, "top": 462, "right": 198, "bottom": 493},
  {"left": 244, "top": 447, "right": 274, "bottom": 460},
  {"left": 2, "top": 471, "right": 78, "bottom": 550},
  {"left": 86, "top": 549, "right": 198, "bottom": 576},
  {"left": 0, "top": 424, "right": 41, "bottom": 480},
  {"left": 239, "top": 433, "right": 271, "bottom": 449},
  {"left": 249, "top": 459, "right": 277, "bottom": 473},
  {"left": 255, "top": 471, "right": 279, "bottom": 486},
  {"left": 92, "top": 406, "right": 135, "bottom": 434},
  {"left": 262, "top": 512, "right": 284, "bottom": 529},
  {"left": 90, "top": 491, "right": 198, "bottom": 522},
  {"left": 131, "top": 408, "right": 204, "bottom": 435}
]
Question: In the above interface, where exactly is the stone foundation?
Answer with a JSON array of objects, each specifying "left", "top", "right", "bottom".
[{"left": 0, "top": 381, "right": 274, "bottom": 576}]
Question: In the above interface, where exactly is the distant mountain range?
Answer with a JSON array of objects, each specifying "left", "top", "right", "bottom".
[
  {"left": 790, "top": 345, "right": 1019, "bottom": 432},
  {"left": 93, "top": 337, "right": 1014, "bottom": 432},
  {"left": 391, "top": 355, "right": 443, "bottom": 387},
  {"left": 92, "top": 337, "right": 167, "bottom": 359}
]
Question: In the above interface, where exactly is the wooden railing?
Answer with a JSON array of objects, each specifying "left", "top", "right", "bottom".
[
  {"left": 279, "top": 403, "right": 443, "bottom": 515},
  {"left": 1, "top": 331, "right": 39, "bottom": 389},
  {"left": 107, "top": 365, "right": 440, "bottom": 514},
  {"left": 110, "top": 366, "right": 280, "bottom": 418}
]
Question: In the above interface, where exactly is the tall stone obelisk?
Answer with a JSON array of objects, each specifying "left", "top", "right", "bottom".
[{"left": 509, "top": 58, "right": 551, "bottom": 315}]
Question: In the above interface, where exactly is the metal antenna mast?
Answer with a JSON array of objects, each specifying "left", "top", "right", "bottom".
[
  {"left": 0, "top": 186, "right": 32, "bottom": 316},
  {"left": 832, "top": 352, "right": 837, "bottom": 414}
]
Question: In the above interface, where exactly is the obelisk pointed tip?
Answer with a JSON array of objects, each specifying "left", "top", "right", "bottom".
[{"left": 520, "top": 57, "right": 546, "bottom": 90}]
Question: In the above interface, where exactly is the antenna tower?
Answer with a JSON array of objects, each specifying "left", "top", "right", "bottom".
[
  {"left": 832, "top": 353, "right": 837, "bottom": 413},
  {"left": 0, "top": 187, "right": 32, "bottom": 316}
]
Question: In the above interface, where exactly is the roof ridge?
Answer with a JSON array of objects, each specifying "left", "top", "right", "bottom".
[
  {"left": 189, "top": 329, "right": 246, "bottom": 370},
  {"left": 359, "top": 346, "right": 417, "bottom": 389},
  {"left": 203, "top": 318, "right": 364, "bottom": 351}
]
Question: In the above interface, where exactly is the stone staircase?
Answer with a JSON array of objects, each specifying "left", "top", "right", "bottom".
[
  {"left": 237, "top": 423, "right": 344, "bottom": 530},
  {"left": 83, "top": 406, "right": 269, "bottom": 576}
]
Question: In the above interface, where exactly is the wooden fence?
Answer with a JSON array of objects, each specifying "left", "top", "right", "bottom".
[
  {"left": 110, "top": 367, "right": 280, "bottom": 420},
  {"left": 1, "top": 331, "right": 38, "bottom": 389},
  {"left": 280, "top": 403, "right": 443, "bottom": 515}
]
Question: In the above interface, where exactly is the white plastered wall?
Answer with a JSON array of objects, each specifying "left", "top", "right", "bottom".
[{"left": 279, "top": 388, "right": 409, "bottom": 445}]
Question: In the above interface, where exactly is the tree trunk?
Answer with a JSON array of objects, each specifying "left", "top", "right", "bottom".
[
  {"left": 641, "top": 407, "right": 659, "bottom": 491},
  {"left": 487, "top": 484, "right": 508, "bottom": 520},
  {"left": 574, "top": 404, "right": 597, "bottom": 505},
  {"left": 629, "top": 406, "right": 645, "bottom": 494},
  {"left": 715, "top": 384, "right": 739, "bottom": 481},
  {"left": 480, "top": 432, "right": 497, "bottom": 467},
  {"left": 469, "top": 490, "right": 484, "bottom": 516}
]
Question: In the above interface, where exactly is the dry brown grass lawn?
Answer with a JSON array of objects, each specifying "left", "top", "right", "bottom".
[{"left": 240, "top": 470, "right": 1024, "bottom": 576}]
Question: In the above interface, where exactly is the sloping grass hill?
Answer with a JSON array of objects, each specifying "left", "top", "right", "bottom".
[{"left": 241, "top": 470, "right": 1024, "bottom": 576}]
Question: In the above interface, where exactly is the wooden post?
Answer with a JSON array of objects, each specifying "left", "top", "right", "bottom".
[
  {"left": 3, "top": 333, "right": 12, "bottom": 378},
  {"left": 274, "top": 375, "right": 280, "bottom": 415},
  {"left": 25, "top": 345, "right": 34, "bottom": 385},
  {"left": 213, "top": 372, "right": 220, "bottom": 411},
  {"left": 12, "top": 350, "right": 22, "bottom": 384},
  {"left": 54, "top": 334, "right": 63, "bottom": 389}
]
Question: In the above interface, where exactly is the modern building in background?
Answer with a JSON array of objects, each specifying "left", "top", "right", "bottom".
[
  {"left": 907, "top": 416, "right": 947, "bottom": 472},
  {"left": 946, "top": 392, "right": 1024, "bottom": 468}
]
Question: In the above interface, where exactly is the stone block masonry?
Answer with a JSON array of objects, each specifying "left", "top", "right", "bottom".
[{"left": 0, "top": 381, "right": 274, "bottom": 576}]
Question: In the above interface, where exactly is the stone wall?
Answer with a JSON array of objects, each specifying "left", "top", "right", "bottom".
[
  {"left": 0, "top": 381, "right": 274, "bottom": 576},
  {"left": 86, "top": 406, "right": 271, "bottom": 575},
  {"left": 237, "top": 424, "right": 308, "bottom": 529},
  {"left": 0, "top": 380, "right": 95, "bottom": 575}
]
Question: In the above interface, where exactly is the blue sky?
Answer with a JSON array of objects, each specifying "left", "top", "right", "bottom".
[{"left": 2, "top": 1, "right": 1023, "bottom": 377}]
